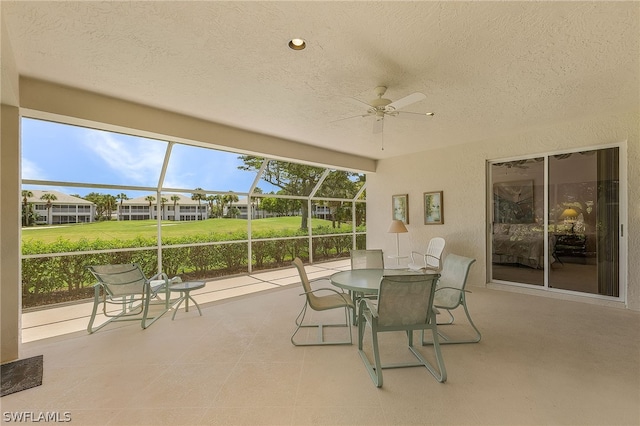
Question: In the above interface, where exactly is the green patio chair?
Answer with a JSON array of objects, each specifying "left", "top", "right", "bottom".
[
  {"left": 86, "top": 263, "right": 172, "bottom": 334},
  {"left": 350, "top": 249, "right": 384, "bottom": 270},
  {"left": 422, "top": 254, "right": 481, "bottom": 345},
  {"left": 358, "top": 273, "right": 446, "bottom": 387},
  {"left": 291, "top": 257, "right": 354, "bottom": 346},
  {"left": 348, "top": 249, "right": 385, "bottom": 323}
]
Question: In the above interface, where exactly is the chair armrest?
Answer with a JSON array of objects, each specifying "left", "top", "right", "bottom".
[
  {"left": 92, "top": 282, "right": 102, "bottom": 296},
  {"left": 410, "top": 251, "right": 425, "bottom": 262},
  {"left": 408, "top": 251, "right": 426, "bottom": 270},
  {"left": 359, "top": 298, "right": 378, "bottom": 318},
  {"left": 148, "top": 272, "right": 169, "bottom": 282},
  {"left": 435, "top": 286, "right": 471, "bottom": 294},
  {"left": 147, "top": 273, "right": 172, "bottom": 300},
  {"left": 300, "top": 287, "right": 346, "bottom": 297}
]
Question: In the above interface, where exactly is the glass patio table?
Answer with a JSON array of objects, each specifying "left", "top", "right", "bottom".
[{"left": 330, "top": 269, "right": 438, "bottom": 323}]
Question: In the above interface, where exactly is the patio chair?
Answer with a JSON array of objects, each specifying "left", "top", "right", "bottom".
[
  {"left": 350, "top": 249, "right": 384, "bottom": 270},
  {"left": 358, "top": 273, "right": 446, "bottom": 387},
  {"left": 291, "top": 257, "right": 354, "bottom": 346},
  {"left": 422, "top": 254, "right": 481, "bottom": 345},
  {"left": 86, "top": 263, "right": 173, "bottom": 334},
  {"left": 408, "top": 237, "right": 445, "bottom": 271},
  {"left": 348, "top": 249, "right": 384, "bottom": 322}
]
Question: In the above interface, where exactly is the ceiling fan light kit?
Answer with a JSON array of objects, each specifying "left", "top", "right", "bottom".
[{"left": 335, "top": 86, "right": 435, "bottom": 148}]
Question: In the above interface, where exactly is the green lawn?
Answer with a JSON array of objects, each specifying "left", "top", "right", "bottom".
[{"left": 21, "top": 217, "right": 352, "bottom": 244}]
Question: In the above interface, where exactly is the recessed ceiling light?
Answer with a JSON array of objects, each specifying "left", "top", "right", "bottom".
[{"left": 288, "top": 38, "right": 306, "bottom": 50}]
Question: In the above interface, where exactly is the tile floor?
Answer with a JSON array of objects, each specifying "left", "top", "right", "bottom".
[{"left": 3, "top": 260, "right": 640, "bottom": 425}]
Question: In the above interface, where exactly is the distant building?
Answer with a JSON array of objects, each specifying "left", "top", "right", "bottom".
[
  {"left": 24, "top": 190, "right": 96, "bottom": 225},
  {"left": 234, "top": 196, "right": 331, "bottom": 219},
  {"left": 119, "top": 194, "right": 208, "bottom": 221}
]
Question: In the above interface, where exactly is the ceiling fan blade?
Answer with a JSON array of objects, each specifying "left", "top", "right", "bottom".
[
  {"left": 394, "top": 110, "right": 435, "bottom": 120},
  {"left": 347, "top": 97, "right": 374, "bottom": 109},
  {"left": 330, "top": 113, "right": 371, "bottom": 123},
  {"left": 373, "top": 117, "right": 384, "bottom": 134},
  {"left": 387, "top": 92, "right": 426, "bottom": 111}
]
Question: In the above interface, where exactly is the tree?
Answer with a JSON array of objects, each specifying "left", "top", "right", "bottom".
[
  {"left": 144, "top": 195, "right": 156, "bottom": 219},
  {"left": 205, "top": 195, "right": 215, "bottom": 218},
  {"left": 116, "top": 193, "right": 128, "bottom": 219},
  {"left": 251, "top": 187, "right": 263, "bottom": 219},
  {"left": 103, "top": 194, "right": 116, "bottom": 220},
  {"left": 191, "top": 188, "right": 205, "bottom": 220},
  {"left": 213, "top": 195, "right": 224, "bottom": 218},
  {"left": 39, "top": 193, "right": 58, "bottom": 225},
  {"left": 315, "top": 171, "right": 360, "bottom": 228},
  {"left": 21, "top": 190, "right": 34, "bottom": 226},
  {"left": 223, "top": 192, "right": 239, "bottom": 218},
  {"left": 238, "top": 157, "right": 325, "bottom": 229},
  {"left": 84, "top": 193, "right": 116, "bottom": 221},
  {"left": 260, "top": 192, "right": 296, "bottom": 217},
  {"left": 170, "top": 195, "right": 180, "bottom": 220}
]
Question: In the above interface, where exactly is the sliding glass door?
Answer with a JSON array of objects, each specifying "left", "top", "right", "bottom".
[{"left": 490, "top": 147, "right": 621, "bottom": 299}]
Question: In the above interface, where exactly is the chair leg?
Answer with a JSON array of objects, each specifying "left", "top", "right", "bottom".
[
  {"left": 461, "top": 302, "right": 482, "bottom": 343},
  {"left": 291, "top": 302, "right": 352, "bottom": 346},
  {"left": 87, "top": 288, "right": 101, "bottom": 334},
  {"left": 140, "top": 287, "right": 151, "bottom": 329},
  {"left": 437, "top": 309, "right": 455, "bottom": 325},
  {"left": 423, "top": 303, "right": 481, "bottom": 345},
  {"left": 357, "top": 318, "right": 383, "bottom": 387},
  {"left": 359, "top": 324, "right": 446, "bottom": 386},
  {"left": 410, "top": 326, "right": 447, "bottom": 383}
]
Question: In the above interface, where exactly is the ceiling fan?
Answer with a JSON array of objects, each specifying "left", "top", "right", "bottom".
[{"left": 334, "top": 86, "right": 435, "bottom": 134}]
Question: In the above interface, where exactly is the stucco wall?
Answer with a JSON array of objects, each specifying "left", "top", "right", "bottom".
[
  {"left": 367, "top": 111, "right": 639, "bottom": 311},
  {"left": 1, "top": 11, "right": 21, "bottom": 362}
]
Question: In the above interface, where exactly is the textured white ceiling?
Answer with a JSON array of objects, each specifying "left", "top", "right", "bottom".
[{"left": 2, "top": 1, "right": 638, "bottom": 160}]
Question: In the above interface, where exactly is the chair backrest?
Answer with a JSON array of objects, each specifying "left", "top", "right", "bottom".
[
  {"left": 433, "top": 254, "right": 476, "bottom": 309},
  {"left": 425, "top": 237, "right": 446, "bottom": 269},
  {"left": 87, "top": 263, "right": 148, "bottom": 297},
  {"left": 377, "top": 274, "right": 440, "bottom": 327},
  {"left": 350, "top": 249, "right": 384, "bottom": 270},
  {"left": 292, "top": 257, "right": 322, "bottom": 309}
]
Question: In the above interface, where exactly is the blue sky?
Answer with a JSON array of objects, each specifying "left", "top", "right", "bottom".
[{"left": 21, "top": 118, "right": 281, "bottom": 197}]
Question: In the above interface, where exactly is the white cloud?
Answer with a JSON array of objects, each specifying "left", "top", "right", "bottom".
[
  {"left": 21, "top": 158, "right": 45, "bottom": 180},
  {"left": 82, "top": 130, "right": 167, "bottom": 185}
]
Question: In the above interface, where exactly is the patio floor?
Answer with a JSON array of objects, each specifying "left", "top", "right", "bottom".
[{"left": 4, "top": 259, "right": 640, "bottom": 425}]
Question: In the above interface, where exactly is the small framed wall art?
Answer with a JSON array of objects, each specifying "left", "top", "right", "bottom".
[
  {"left": 424, "top": 191, "right": 444, "bottom": 225},
  {"left": 392, "top": 194, "right": 409, "bottom": 224}
]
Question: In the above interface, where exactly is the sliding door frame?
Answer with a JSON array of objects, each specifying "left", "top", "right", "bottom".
[{"left": 487, "top": 142, "right": 627, "bottom": 306}]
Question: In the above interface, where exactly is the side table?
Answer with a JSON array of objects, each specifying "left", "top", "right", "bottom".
[{"left": 170, "top": 281, "right": 205, "bottom": 320}]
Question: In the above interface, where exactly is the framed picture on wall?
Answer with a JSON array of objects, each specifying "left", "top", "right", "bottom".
[
  {"left": 424, "top": 191, "right": 444, "bottom": 225},
  {"left": 392, "top": 194, "right": 409, "bottom": 224}
]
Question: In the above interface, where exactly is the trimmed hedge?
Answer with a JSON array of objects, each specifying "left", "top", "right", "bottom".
[{"left": 21, "top": 228, "right": 365, "bottom": 308}]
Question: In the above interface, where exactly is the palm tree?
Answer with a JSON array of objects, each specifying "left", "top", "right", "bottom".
[
  {"left": 252, "top": 187, "right": 263, "bottom": 219},
  {"left": 191, "top": 188, "right": 205, "bottom": 220},
  {"left": 115, "top": 193, "right": 128, "bottom": 220},
  {"left": 103, "top": 194, "right": 116, "bottom": 220},
  {"left": 213, "top": 195, "right": 224, "bottom": 218},
  {"left": 40, "top": 193, "right": 57, "bottom": 225},
  {"left": 160, "top": 197, "right": 168, "bottom": 221},
  {"left": 223, "top": 192, "right": 239, "bottom": 218},
  {"left": 206, "top": 195, "right": 216, "bottom": 218},
  {"left": 144, "top": 195, "right": 156, "bottom": 220},
  {"left": 170, "top": 195, "right": 180, "bottom": 221},
  {"left": 21, "top": 190, "right": 33, "bottom": 226}
]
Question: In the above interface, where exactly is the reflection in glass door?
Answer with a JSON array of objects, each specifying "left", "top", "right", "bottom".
[
  {"left": 490, "top": 148, "right": 620, "bottom": 298},
  {"left": 548, "top": 148, "right": 619, "bottom": 296},
  {"left": 491, "top": 158, "right": 545, "bottom": 286}
]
